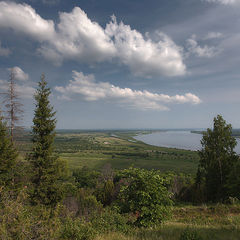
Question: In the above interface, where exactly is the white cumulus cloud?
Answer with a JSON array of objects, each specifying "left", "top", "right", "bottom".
[
  {"left": 51, "top": 7, "right": 116, "bottom": 63},
  {"left": 55, "top": 71, "right": 201, "bottom": 110},
  {"left": 0, "top": 1, "right": 55, "bottom": 41},
  {"left": 105, "top": 16, "right": 186, "bottom": 77},
  {"left": 0, "top": 1, "right": 186, "bottom": 77}
]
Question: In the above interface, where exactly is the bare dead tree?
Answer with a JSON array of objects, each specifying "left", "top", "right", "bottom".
[{"left": 4, "top": 68, "right": 23, "bottom": 142}]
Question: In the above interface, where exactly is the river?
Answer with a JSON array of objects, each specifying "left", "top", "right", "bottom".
[{"left": 134, "top": 131, "right": 240, "bottom": 154}]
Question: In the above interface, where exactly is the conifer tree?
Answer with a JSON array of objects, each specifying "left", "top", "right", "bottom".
[
  {"left": 29, "top": 74, "right": 66, "bottom": 206},
  {"left": 0, "top": 116, "right": 17, "bottom": 188}
]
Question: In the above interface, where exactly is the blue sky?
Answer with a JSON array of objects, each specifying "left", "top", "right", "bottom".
[{"left": 0, "top": 0, "right": 240, "bottom": 129}]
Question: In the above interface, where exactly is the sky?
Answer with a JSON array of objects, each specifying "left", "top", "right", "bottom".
[{"left": 0, "top": 0, "right": 240, "bottom": 129}]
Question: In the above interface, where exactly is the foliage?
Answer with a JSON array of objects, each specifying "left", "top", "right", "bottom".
[
  {"left": 61, "top": 217, "right": 96, "bottom": 240},
  {"left": 0, "top": 117, "right": 18, "bottom": 188},
  {"left": 76, "top": 188, "right": 103, "bottom": 217},
  {"left": 90, "top": 208, "right": 130, "bottom": 234},
  {"left": 116, "top": 167, "right": 173, "bottom": 227},
  {"left": 73, "top": 166, "right": 100, "bottom": 189},
  {"left": 198, "top": 115, "right": 238, "bottom": 202},
  {"left": 160, "top": 172, "right": 196, "bottom": 202},
  {"left": 95, "top": 179, "right": 115, "bottom": 206},
  {"left": 28, "top": 74, "right": 68, "bottom": 207},
  {"left": 226, "top": 160, "right": 240, "bottom": 199},
  {"left": 0, "top": 188, "right": 63, "bottom": 240}
]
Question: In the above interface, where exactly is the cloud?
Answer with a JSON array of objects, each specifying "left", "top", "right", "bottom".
[
  {"left": 0, "top": 67, "right": 34, "bottom": 98},
  {"left": 0, "top": 41, "right": 10, "bottom": 56},
  {"left": 204, "top": 32, "right": 223, "bottom": 40},
  {"left": 43, "top": 10, "right": 186, "bottom": 77},
  {"left": 50, "top": 7, "right": 116, "bottom": 63},
  {"left": 37, "top": 46, "right": 63, "bottom": 66},
  {"left": 0, "top": 1, "right": 55, "bottom": 41},
  {"left": 55, "top": 71, "right": 201, "bottom": 110},
  {"left": 105, "top": 16, "right": 186, "bottom": 77},
  {"left": 186, "top": 35, "right": 220, "bottom": 58},
  {"left": 204, "top": 0, "right": 238, "bottom": 5},
  {"left": 15, "top": 84, "right": 35, "bottom": 99},
  {"left": 9, "top": 66, "right": 29, "bottom": 81},
  {"left": 0, "top": 2, "right": 186, "bottom": 77},
  {"left": 0, "top": 79, "right": 35, "bottom": 99}
]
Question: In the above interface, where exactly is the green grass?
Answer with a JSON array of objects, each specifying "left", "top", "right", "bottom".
[{"left": 96, "top": 204, "right": 240, "bottom": 240}]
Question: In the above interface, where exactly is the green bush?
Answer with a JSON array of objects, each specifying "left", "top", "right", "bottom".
[
  {"left": 73, "top": 167, "right": 100, "bottom": 189},
  {"left": 76, "top": 188, "right": 103, "bottom": 217},
  {"left": 116, "top": 167, "right": 173, "bottom": 227},
  {"left": 95, "top": 179, "right": 115, "bottom": 206},
  {"left": 61, "top": 217, "right": 96, "bottom": 240},
  {"left": 179, "top": 228, "right": 203, "bottom": 240},
  {"left": 0, "top": 189, "right": 62, "bottom": 240},
  {"left": 91, "top": 208, "right": 130, "bottom": 234}
]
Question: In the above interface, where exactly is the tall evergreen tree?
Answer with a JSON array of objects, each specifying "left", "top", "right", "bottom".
[
  {"left": 0, "top": 116, "right": 17, "bottom": 188},
  {"left": 29, "top": 74, "right": 66, "bottom": 206},
  {"left": 198, "top": 115, "right": 238, "bottom": 202}
]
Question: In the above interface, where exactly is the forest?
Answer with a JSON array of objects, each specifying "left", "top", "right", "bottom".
[{"left": 0, "top": 74, "right": 240, "bottom": 240}]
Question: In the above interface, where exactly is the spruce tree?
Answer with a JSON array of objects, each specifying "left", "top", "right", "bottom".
[
  {"left": 0, "top": 116, "right": 17, "bottom": 188},
  {"left": 29, "top": 74, "right": 65, "bottom": 206}
]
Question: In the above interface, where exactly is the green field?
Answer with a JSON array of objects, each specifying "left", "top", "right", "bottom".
[{"left": 53, "top": 130, "right": 200, "bottom": 174}]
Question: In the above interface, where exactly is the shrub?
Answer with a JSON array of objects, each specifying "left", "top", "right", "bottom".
[
  {"left": 91, "top": 208, "right": 130, "bottom": 234},
  {"left": 61, "top": 217, "right": 96, "bottom": 240},
  {"left": 0, "top": 189, "right": 62, "bottom": 240},
  {"left": 116, "top": 167, "right": 173, "bottom": 227},
  {"left": 73, "top": 167, "right": 100, "bottom": 189},
  {"left": 76, "top": 188, "right": 103, "bottom": 218},
  {"left": 95, "top": 179, "right": 115, "bottom": 206}
]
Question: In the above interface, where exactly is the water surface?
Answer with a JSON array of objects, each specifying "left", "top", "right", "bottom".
[{"left": 134, "top": 131, "right": 240, "bottom": 154}]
